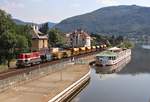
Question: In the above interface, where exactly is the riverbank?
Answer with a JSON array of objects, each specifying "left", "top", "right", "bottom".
[{"left": 0, "top": 55, "right": 94, "bottom": 102}]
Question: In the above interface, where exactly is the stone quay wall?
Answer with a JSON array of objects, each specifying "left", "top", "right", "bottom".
[{"left": 0, "top": 59, "right": 70, "bottom": 93}]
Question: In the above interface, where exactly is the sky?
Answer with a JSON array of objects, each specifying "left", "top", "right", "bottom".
[{"left": 0, "top": 0, "right": 150, "bottom": 23}]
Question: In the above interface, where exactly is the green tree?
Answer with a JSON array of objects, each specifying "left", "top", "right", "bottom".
[
  {"left": 0, "top": 31, "right": 17, "bottom": 67},
  {"left": 14, "top": 24, "right": 32, "bottom": 48},
  {"left": 118, "top": 41, "right": 134, "bottom": 49},
  {"left": 16, "top": 35, "right": 29, "bottom": 49},
  {"left": 115, "top": 35, "right": 124, "bottom": 45},
  {"left": 108, "top": 35, "right": 124, "bottom": 46},
  {"left": 0, "top": 10, "right": 17, "bottom": 67},
  {"left": 90, "top": 34, "right": 109, "bottom": 45},
  {"left": 39, "top": 23, "right": 49, "bottom": 34},
  {"left": 0, "top": 10, "right": 14, "bottom": 34},
  {"left": 48, "top": 29, "right": 65, "bottom": 47}
]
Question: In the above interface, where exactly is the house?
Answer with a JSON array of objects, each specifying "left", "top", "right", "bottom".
[
  {"left": 66, "top": 29, "right": 91, "bottom": 47},
  {"left": 31, "top": 25, "right": 48, "bottom": 51}
]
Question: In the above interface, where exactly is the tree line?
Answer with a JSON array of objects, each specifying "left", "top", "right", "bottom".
[{"left": 91, "top": 33, "right": 133, "bottom": 48}]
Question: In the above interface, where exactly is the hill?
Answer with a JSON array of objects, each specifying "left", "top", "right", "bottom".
[
  {"left": 54, "top": 5, "right": 150, "bottom": 35},
  {"left": 13, "top": 19, "right": 37, "bottom": 25},
  {"left": 13, "top": 19, "right": 56, "bottom": 29},
  {"left": 46, "top": 22, "right": 56, "bottom": 28}
]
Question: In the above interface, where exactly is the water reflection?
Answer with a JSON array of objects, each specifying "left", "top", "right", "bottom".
[
  {"left": 142, "top": 45, "right": 150, "bottom": 50},
  {"left": 118, "top": 45, "right": 150, "bottom": 75}
]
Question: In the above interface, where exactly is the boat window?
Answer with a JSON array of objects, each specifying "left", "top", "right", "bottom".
[
  {"left": 109, "top": 57, "right": 112, "bottom": 60},
  {"left": 112, "top": 56, "right": 116, "bottom": 60},
  {"left": 100, "top": 56, "right": 104, "bottom": 59},
  {"left": 108, "top": 56, "right": 116, "bottom": 60}
]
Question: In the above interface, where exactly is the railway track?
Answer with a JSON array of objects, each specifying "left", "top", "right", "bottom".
[{"left": 0, "top": 51, "right": 101, "bottom": 80}]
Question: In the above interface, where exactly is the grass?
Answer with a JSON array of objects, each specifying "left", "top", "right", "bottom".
[
  {"left": 0, "top": 65, "right": 9, "bottom": 72},
  {"left": 0, "top": 59, "right": 16, "bottom": 72}
]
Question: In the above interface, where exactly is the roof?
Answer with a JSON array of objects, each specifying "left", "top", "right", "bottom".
[
  {"left": 96, "top": 51, "right": 117, "bottom": 57},
  {"left": 70, "top": 29, "right": 91, "bottom": 38},
  {"left": 31, "top": 25, "right": 48, "bottom": 40}
]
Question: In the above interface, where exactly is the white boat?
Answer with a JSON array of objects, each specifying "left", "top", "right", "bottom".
[
  {"left": 95, "top": 47, "right": 131, "bottom": 66},
  {"left": 94, "top": 55, "right": 131, "bottom": 74}
]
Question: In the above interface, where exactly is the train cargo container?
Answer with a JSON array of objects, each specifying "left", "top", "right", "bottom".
[
  {"left": 62, "top": 50, "right": 72, "bottom": 58},
  {"left": 91, "top": 46, "right": 96, "bottom": 52},
  {"left": 71, "top": 48, "right": 79, "bottom": 55},
  {"left": 86, "top": 46, "right": 91, "bottom": 53},
  {"left": 40, "top": 53, "right": 53, "bottom": 62},
  {"left": 96, "top": 45, "right": 100, "bottom": 51},
  {"left": 79, "top": 47, "right": 86, "bottom": 54},
  {"left": 52, "top": 52, "right": 64, "bottom": 60}
]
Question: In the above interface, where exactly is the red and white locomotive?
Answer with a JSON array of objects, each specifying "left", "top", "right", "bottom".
[
  {"left": 16, "top": 50, "right": 53, "bottom": 68},
  {"left": 16, "top": 52, "right": 41, "bottom": 67}
]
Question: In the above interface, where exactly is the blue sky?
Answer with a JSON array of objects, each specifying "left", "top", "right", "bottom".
[{"left": 0, "top": 0, "right": 150, "bottom": 23}]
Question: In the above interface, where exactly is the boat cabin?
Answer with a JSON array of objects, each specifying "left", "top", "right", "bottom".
[{"left": 96, "top": 51, "right": 117, "bottom": 61}]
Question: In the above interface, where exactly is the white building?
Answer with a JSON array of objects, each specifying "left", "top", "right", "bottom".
[{"left": 66, "top": 29, "right": 91, "bottom": 47}]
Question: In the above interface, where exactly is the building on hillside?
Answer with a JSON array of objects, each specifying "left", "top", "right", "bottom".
[
  {"left": 66, "top": 29, "right": 91, "bottom": 47},
  {"left": 31, "top": 25, "right": 48, "bottom": 52}
]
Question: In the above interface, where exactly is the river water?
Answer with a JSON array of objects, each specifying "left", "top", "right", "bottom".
[{"left": 72, "top": 45, "right": 150, "bottom": 102}]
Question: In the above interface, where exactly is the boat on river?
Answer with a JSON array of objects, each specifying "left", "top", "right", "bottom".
[
  {"left": 94, "top": 55, "right": 131, "bottom": 74},
  {"left": 95, "top": 47, "right": 131, "bottom": 66}
]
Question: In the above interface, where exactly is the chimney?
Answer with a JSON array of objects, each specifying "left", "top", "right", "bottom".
[
  {"left": 36, "top": 26, "right": 39, "bottom": 31},
  {"left": 33, "top": 25, "right": 36, "bottom": 31},
  {"left": 32, "top": 25, "right": 39, "bottom": 31}
]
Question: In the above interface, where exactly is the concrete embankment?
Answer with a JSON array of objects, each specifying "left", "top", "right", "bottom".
[{"left": 0, "top": 55, "right": 95, "bottom": 102}]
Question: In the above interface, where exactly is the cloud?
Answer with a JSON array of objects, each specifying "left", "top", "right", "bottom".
[
  {"left": 0, "top": 0, "right": 25, "bottom": 12},
  {"left": 70, "top": 3, "right": 81, "bottom": 8},
  {"left": 31, "top": 0, "right": 44, "bottom": 3}
]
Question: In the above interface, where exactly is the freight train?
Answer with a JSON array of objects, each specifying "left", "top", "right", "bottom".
[{"left": 16, "top": 45, "right": 107, "bottom": 68}]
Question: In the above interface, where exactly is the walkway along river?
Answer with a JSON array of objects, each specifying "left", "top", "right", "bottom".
[{"left": 72, "top": 45, "right": 150, "bottom": 102}]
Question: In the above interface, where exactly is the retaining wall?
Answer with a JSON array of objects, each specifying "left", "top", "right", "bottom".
[{"left": 0, "top": 60, "right": 70, "bottom": 93}]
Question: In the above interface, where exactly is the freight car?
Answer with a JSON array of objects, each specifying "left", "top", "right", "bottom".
[
  {"left": 40, "top": 53, "right": 53, "bottom": 62},
  {"left": 62, "top": 50, "right": 72, "bottom": 58},
  {"left": 71, "top": 48, "right": 80, "bottom": 56},
  {"left": 79, "top": 47, "right": 86, "bottom": 54},
  {"left": 96, "top": 46, "right": 100, "bottom": 51},
  {"left": 86, "top": 46, "right": 91, "bottom": 53},
  {"left": 52, "top": 51, "right": 64, "bottom": 60},
  {"left": 52, "top": 50, "right": 72, "bottom": 60},
  {"left": 91, "top": 46, "right": 96, "bottom": 52}
]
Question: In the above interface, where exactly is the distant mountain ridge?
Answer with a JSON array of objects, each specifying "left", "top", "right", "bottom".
[
  {"left": 13, "top": 19, "right": 56, "bottom": 29},
  {"left": 54, "top": 5, "right": 150, "bottom": 35},
  {"left": 13, "top": 19, "right": 37, "bottom": 25},
  {"left": 46, "top": 22, "right": 56, "bottom": 28}
]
